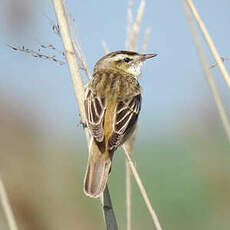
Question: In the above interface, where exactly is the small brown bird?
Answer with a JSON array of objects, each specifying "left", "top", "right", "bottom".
[{"left": 84, "top": 50, "right": 157, "bottom": 198}]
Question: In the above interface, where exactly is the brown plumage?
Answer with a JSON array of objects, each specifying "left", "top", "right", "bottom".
[{"left": 83, "top": 50, "right": 156, "bottom": 198}]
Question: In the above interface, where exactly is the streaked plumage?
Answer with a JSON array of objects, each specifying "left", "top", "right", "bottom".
[{"left": 84, "top": 50, "right": 156, "bottom": 198}]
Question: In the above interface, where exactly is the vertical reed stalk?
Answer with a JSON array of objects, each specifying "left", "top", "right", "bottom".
[
  {"left": 185, "top": 0, "right": 230, "bottom": 89},
  {"left": 51, "top": 1, "right": 118, "bottom": 229},
  {"left": 0, "top": 177, "right": 18, "bottom": 230}
]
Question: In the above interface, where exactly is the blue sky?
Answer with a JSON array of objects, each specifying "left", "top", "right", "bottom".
[{"left": 0, "top": 0, "right": 230, "bottom": 140}]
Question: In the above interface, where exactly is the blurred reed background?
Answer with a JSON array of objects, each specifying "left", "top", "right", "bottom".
[{"left": 0, "top": 0, "right": 230, "bottom": 229}]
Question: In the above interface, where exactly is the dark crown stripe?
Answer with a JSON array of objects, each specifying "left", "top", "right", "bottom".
[{"left": 110, "top": 50, "right": 138, "bottom": 57}]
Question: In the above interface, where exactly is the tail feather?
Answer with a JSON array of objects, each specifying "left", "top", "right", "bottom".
[{"left": 84, "top": 139, "right": 111, "bottom": 198}]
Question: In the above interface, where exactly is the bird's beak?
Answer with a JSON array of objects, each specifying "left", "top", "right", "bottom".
[
  {"left": 143, "top": 53, "right": 157, "bottom": 60},
  {"left": 138, "top": 53, "right": 157, "bottom": 62}
]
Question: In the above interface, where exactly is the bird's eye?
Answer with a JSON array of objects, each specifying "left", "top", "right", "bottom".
[{"left": 124, "top": 57, "right": 132, "bottom": 63}]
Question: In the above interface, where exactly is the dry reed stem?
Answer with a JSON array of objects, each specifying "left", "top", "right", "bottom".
[
  {"left": 183, "top": 1, "right": 230, "bottom": 142},
  {"left": 73, "top": 42, "right": 91, "bottom": 79},
  {"left": 64, "top": 6, "right": 91, "bottom": 80},
  {"left": 128, "top": 0, "right": 146, "bottom": 51},
  {"left": 101, "top": 185, "right": 118, "bottom": 230},
  {"left": 142, "top": 27, "right": 151, "bottom": 53},
  {"left": 51, "top": 0, "right": 87, "bottom": 136},
  {"left": 185, "top": 0, "right": 230, "bottom": 89},
  {"left": 124, "top": 1, "right": 135, "bottom": 227},
  {"left": 125, "top": 1, "right": 155, "bottom": 228},
  {"left": 125, "top": 1, "right": 146, "bottom": 227},
  {"left": 123, "top": 147, "right": 162, "bottom": 230},
  {"left": 51, "top": 1, "right": 117, "bottom": 229},
  {"left": 102, "top": 41, "right": 109, "bottom": 54},
  {"left": 125, "top": 0, "right": 134, "bottom": 49},
  {"left": 8, "top": 44, "right": 66, "bottom": 65},
  {"left": 125, "top": 2, "right": 136, "bottom": 221},
  {"left": 123, "top": 137, "right": 135, "bottom": 230},
  {"left": 123, "top": 133, "right": 136, "bottom": 230},
  {"left": 0, "top": 177, "right": 18, "bottom": 230},
  {"left": 210, "top": 57, "right": 230, "bottom": 69},
  {"left": 126, "top": 160, "right": 132, "bottom": 230}
]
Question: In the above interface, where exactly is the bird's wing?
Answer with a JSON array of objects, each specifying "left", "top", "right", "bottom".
[
  {"left": 108, "top": 94, "right": 141, "bottom": 152},
  {"left": 84, "top": 87, "right": 106, "bottom": 143}
]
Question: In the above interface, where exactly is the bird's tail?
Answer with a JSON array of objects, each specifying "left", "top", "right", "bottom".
[{"left": 84, "top": 139, "right": 111, "bottom": 198}]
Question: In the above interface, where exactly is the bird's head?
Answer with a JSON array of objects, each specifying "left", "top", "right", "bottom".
[{"left": 94, "top": 50, "right": 157, "bottom": 78}]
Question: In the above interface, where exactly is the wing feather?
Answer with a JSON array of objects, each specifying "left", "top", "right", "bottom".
[
  {"left": 85, "top": 71, "right": 141, "bottom": 153},
  {"left": 108, "top": 94, "right": 141, "bottom": 151},
  {"left": 85, "top": 87, "right": 106, "bottom": 142}
]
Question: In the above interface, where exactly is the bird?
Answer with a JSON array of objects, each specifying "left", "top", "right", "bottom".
[{"left": 83, "top": 50, "right": 157, "bottom": 198}]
